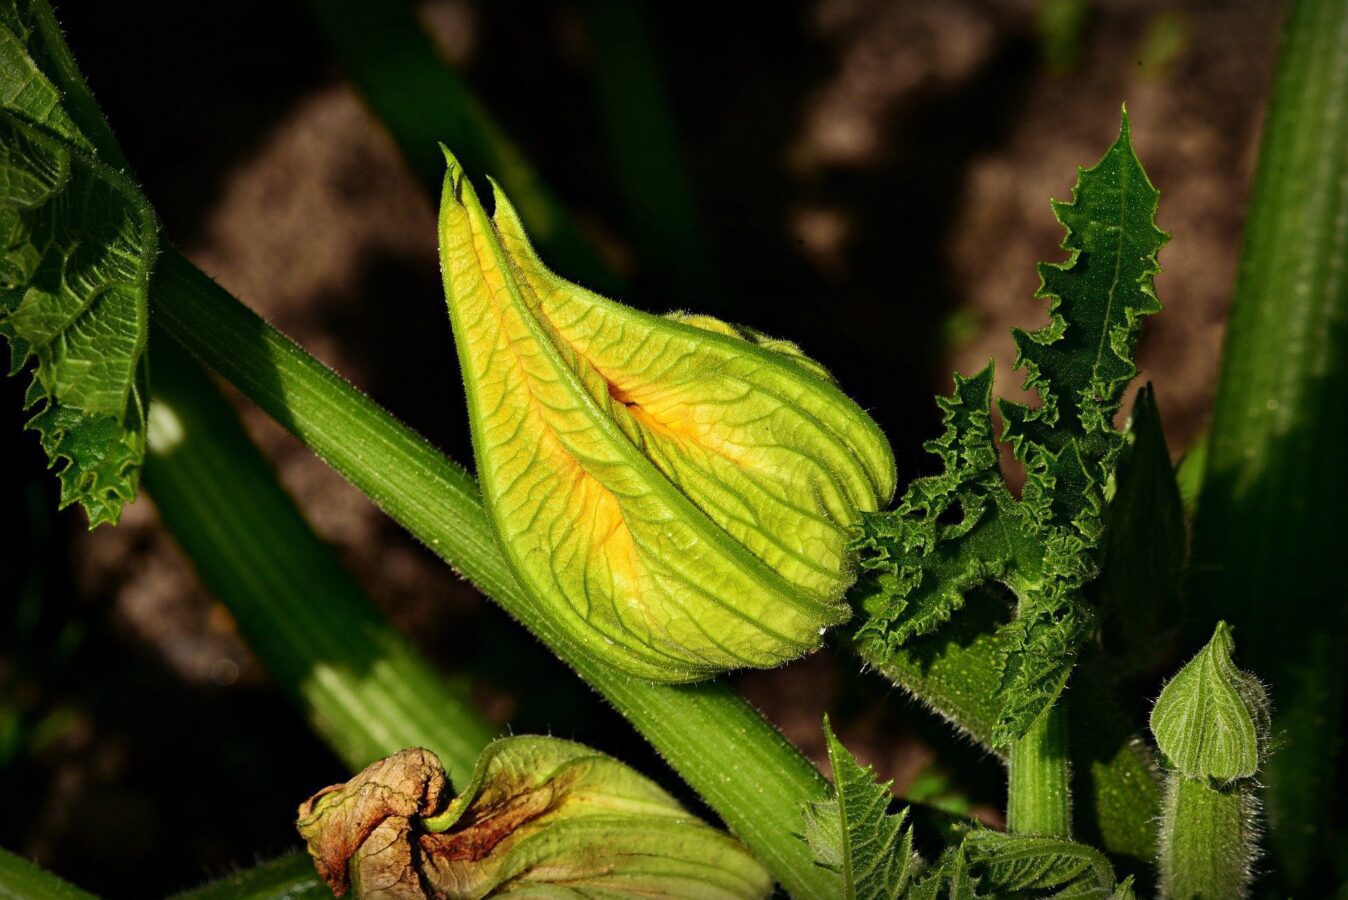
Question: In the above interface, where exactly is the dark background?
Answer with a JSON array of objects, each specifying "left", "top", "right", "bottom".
[{"left": 1, "top": 1, "right": 1283, "bottom": 896}]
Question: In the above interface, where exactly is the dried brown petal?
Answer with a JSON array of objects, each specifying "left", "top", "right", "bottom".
[{"left": 296, "top": 747, "right": 447, "bottom": 896}]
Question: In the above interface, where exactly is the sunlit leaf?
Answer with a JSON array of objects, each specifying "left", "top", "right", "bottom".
[{"left": 0, "top": 3, "right": 154, "bottom": 526}]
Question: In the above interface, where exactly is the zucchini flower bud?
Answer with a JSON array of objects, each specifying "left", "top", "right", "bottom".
[
  {"left": 1150, "top": 622, "right": 1271, "bottom": 900},
  {"left": 438, "top": 149, "right": 895, "bottom": 681},
  {"left": 297, "top": 740, "right": 772, "bottom": 898}
]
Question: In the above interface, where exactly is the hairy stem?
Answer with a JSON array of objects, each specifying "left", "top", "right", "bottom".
[
  {"left": 1007, "top": 704, "right": 1071, "bottom": 838},
  {"left": 170, "top": 852, "right": 325, "bottom": 900},
  {"left": 1159, "top": 778, "right": 1256, "bottom": 900},
  {"left": 151, "top": 249, "right": 839, "bottom": 897},
  {"left": 0, "top": 847, "right": 95, "bottom": 900},
  {"left": 1188, "top": 0, "right": 1348, "bottom": 888}
]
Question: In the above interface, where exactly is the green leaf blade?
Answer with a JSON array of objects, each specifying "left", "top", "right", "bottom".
[
  {"left": 1004, "top": 110, "right": 1168, "bottom": 467},
  {"left": 857, "top": 113, "right": 1169, "bottom": 748},
  {"left": 802, "top": 717, "right": 915, "bottom": 899},
  {"left": 910, "top": 829, "right": 1126, "bottom": 898},
  {"left": 1, "top": 5, "right": 154, "bottom": 527},
  {"left": 856, "top": 365, "right": 1034, "bottom": 649},
  {"left": 0, "top": 11, "right": 86, "bottom": 145},
  {"left": 0, "top": 110, "right": 153, "bottom": 525}
]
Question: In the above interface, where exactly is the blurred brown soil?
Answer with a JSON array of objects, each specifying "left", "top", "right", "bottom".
[{"left": 0, "top": 1, "right": 1282, "bottom": 895}]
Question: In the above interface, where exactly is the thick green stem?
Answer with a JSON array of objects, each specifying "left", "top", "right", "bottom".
[
  {"left": 1007, "top": 704, "right": 1071, "bottom": 837},
  {"left": 858, "top": 595, "right": 1159, "bottom": 871},
  {"left": 1188, "top": 0, "right": 1348, "bottom": 888},
  {"left": 151, "top": 249, "right": 838, "bottom": 897},
  {"left": 1159, "top": 777, "right": 1255, "bottom": 900},
  {"left": 143, "top": 334, "right": 496, "bottom": 780},
  {"left": 170, "top": 852, "right": 325, "bottom": 900},
  {"left": 0, "top": 847, "right": 95, "bottom": 900}
]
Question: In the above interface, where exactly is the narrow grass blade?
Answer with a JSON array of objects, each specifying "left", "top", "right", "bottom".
[{"left": 300, "top": 0, "right": 611, "bottom": 290}]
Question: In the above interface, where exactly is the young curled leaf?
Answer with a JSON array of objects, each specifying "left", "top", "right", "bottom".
[
  {"left": 438, "top": 149, "right": 895, "bottom": 682},
  {"left": 297, "top": 739, "right": 773, "bottom": 899}
]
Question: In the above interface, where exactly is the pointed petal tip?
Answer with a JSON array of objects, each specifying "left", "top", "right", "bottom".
[
  {"left": 438, "top": 142, "right": 459, "bottom": 169},
  {"left": 484, "top": 175, "right": 524, "bottom": 225},
  {"left": 440, "top": 147, "right": 464, "bottom": 201}
]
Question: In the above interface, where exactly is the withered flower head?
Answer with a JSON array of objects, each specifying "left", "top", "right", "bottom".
[{"left": 298, "top": 739, "right": 772, "bottom": 898}]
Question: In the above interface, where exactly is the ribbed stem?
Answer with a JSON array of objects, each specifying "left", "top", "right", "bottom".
[
  {"left": 1007, "top": 703, "right": 1071, "bottom": 837},
  {"left": 1159, "top": 777, "right": 1256, "bottom": 900},
  {"left": 144, "top": 335, "right": 496, "bottom": 780}
]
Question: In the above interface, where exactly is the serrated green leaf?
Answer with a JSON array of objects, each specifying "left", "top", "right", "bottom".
[
  {"left": 0, "top": 6, "right": 88, "bottom": 144},
  {"left": 962, "top": 831, "right": 1118, "bottom": 897},
  {"left": 0, "top": 111, "right": 154, "bottom": 526},
  {"left": 801, "top": 716, "right": 916, "bottom": 899},
  {"left": 1000, "top": 110, "right": 1167, "bottom": 478},
  {"left": 0, "top": 4, "right": 154, "bottom": 526},
  {"left": 1150, "top": 621, "right": 1269, "bottom": 783},
  {"left": 909, "top": 830, "right": 1126, "bottom": 899},
  {"left": 855, "top": 111, "right": 1166, "bottom": 746},
  {"left": 439, "top": 150, "right": 895, "bottom": 682},
  {"left": 856, "top": 366, "right": 1039, "bottom": 647},
  {"left": 907, "top": 846, "right": 974, "bottom": 900}
]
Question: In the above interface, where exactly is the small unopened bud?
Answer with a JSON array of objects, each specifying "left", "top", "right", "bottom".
[
  {"left": 1150, "top": 622, "right": 1270, "bottom": 900},
  {"left": 438, "top": 150, "right": 896, "bottom": 682},
  {"left": 1151, "top": 621, "right": 1269, "bottom": 783}
]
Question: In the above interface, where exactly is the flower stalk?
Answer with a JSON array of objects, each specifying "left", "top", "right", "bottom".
[{"left": 1150, "top": 622, "right": 1269, "bottom": 899}]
